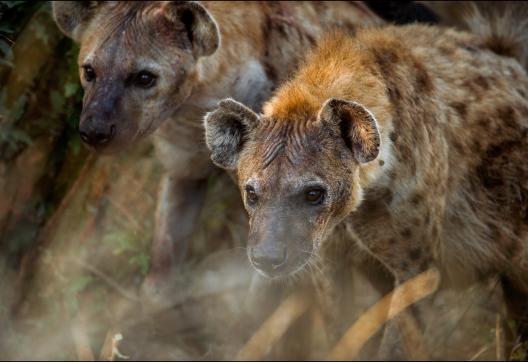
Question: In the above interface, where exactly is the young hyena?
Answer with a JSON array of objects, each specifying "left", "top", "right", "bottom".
[
  {"left": 204, "top": 12, "right": 528, "bottom": 358},
  {"left": 52, "top": 1, "right": 384, "bottom": 302}
]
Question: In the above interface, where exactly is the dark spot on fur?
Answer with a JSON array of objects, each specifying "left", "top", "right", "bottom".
[
  {"left": 389, "top": 238, "right": 396, "bottom": 245},
  {"left": 471, "top": 140, "right": 482, "bottom": 153},
  {"left": 432, "top": 225, "right": 439, "bottom": 238},
  {"left": 373, "top": 48, "right": 400, "bottom": 76},
  {"left": 462, "top": 44, "right": 478, "bottom": 53},
  {"left": 413, "top": 60, "right": 433, "bottom": 94},
  {"left": 474, "top": 75, "right": 490, "bottom": 90},
  {"left": 451, "top": 102, "right": 467, "bottom": 118},
  {"left": 452, "top": 140, "right": 465, "bottom": 153},
  {"left": 486, "top": 144, "right": 504, "bottom": 158},
  {"left": 411, "top": 193, "right": 422, "bottom": 205},
  {"left": 379, "top": 159, "right": 385, "bottom": 166},
  {"left": 401, "top": 228, "right": 412, "bottom": 238},
  {"left": 387, "top": 86, "right": 402, "bottom": 102},
  {"left": 420, "top": 260, "right": 430, "bottom": 271},
  {"left": 389, "top": 132, "right": 398, "bottom": 143},
  {"left": 382, "top": 189, "right": 394, "bottom": 204},
  {"left": 409, "top": 248, "right": 421, "bottom": 261},
  {"left": 477, "top": 118, "right": 488, "bottom": 129},
  {"left": 439, "top": 46, "right": 454, "bottom": 55},
  {"left": 477, "top": 164, "right": 503, "bottom": 189},
  {"left": 497, "top": 106, "right": 515, "bottom": 123},
  {"left": 398, "top": 144, "right": 412, "bottom": 161}
]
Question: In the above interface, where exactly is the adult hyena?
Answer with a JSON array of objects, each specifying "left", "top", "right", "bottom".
[
  {"left": 204, "top": 6, "right": 528, "bottom": 358},
  {"left": 52, "top": 1, "right": 386, "bottom": 302}
]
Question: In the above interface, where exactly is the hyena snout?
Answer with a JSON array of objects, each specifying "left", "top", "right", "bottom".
[
  {"left": 79, "top": 116, "right": 116, "bottom": 146},
  {"left": 249, "top": 243, "right": 288, "bottom": 276}
]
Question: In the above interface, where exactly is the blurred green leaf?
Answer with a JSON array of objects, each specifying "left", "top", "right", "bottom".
[
  {"left": 50, "top": 90, "right": 65, "bottom": 112},
  {"left": 0, "top": 24, "right": 14, "bottom": 33},
  {"left": 64, "top": 82, "right": 79, "bottom": 98},
  {"left": 69, "top": 275, "right": 94, "bottom": 295},
  {"left": 2, "top": 1, "right": 28, "bottom": 9},
  {"left": 0, "top": 38, "right": 12, "bottom": 56}
]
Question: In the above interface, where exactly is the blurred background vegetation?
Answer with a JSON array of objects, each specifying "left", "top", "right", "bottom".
[
  {"left": 0, "top": 2, "right": 251, "bottom": 359},
  {"left": 0, "top": 1, "right": 526, "bottom": 360}
]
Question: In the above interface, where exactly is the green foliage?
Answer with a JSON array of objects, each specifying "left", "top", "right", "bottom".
[
  {"left": 102, "top": 229, "right": 151, "bottom": 277},
  {"left": 0, "top": 1, "right": 86, "bottom": 271},
  {"left": 0, "top": 1, "right": 42, "bottom": 65}
]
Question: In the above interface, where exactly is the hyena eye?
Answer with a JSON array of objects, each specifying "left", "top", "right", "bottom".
[
  {"left": 305, "top": 187, "right": 325, "bottom": 205},
  {"left": 134, "top": 70, "right": 157, "bottom": 89},
  {"left": 83, "top": 65, "right": 96, "bottom": 82},
  {"left": 245, "top": 185, "right": 258, "bottom": 205}
]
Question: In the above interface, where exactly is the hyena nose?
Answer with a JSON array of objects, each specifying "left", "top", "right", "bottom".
[
  {"left": 251, "top": 246, "right": 287, "bottom": 275},
  {"left": 79, "top": 118, "right": 116, "bottom": 146}
]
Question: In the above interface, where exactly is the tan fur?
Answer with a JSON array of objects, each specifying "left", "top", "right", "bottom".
[{"left": 206, "top": 23, "right": 528, "bottom": 356}]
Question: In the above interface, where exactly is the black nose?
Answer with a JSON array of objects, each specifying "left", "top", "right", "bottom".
[
  {"left": 251, "top": 246, "right": 287, "bottom": 275},
  {"left": 79, "top": 118, "right": 116, "bottom": 146}
]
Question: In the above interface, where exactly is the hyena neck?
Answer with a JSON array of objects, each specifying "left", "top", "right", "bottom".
[{"left": 191, "top": 44, "right": 274, "bottom": 113}]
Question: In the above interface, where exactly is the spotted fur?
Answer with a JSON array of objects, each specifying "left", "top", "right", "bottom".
[{"left": 205, "top": 20, "right": 528, "bottom": 357}]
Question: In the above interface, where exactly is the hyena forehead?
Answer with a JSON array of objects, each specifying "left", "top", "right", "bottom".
[{"left": 80, "top": 10, "right": 184, "bottom": 63}]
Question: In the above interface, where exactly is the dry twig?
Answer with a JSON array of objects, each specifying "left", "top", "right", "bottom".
[
  {"left": 496, "top": 313, "right": 505, "bottom": 361},
  {"left": 71, "top": 311, "right": 95, "bottom": 361},
  {"left": 326, "top": 268, "right": 441, "bottom": 360},
  {"left": 99, "top": 329, "right": 129, "bottom": 361},
  {"left": 237, "top": 291, "right": 311, "bottom": 361}
]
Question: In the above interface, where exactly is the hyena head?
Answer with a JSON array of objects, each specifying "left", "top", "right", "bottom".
[
  {"left": 53, "top": 1, "right": 219, "bottom": 153},
  {"left": 204, "top": 98, "right": 380, "bottom": 278}
]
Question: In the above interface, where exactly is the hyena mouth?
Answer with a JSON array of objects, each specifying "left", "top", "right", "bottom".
[{"left": 249, "top": 251, "right": 315, "bottom": 280}]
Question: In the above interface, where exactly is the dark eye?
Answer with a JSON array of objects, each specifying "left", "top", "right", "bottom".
[
  {"left": 245, "top": 185, "right": 258, "bottom": 205},
  {"left": 305, "top": 187, "right": 325, "bottom": 205},
  {"left": 134, "top": 70, "right": 157, "bottom": 88},
  {"left": 83, "top": 65, "right": 96, "bottom": 82}
]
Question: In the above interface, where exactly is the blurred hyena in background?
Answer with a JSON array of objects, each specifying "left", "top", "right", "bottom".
[{"left": 0, "top": 1, "right": 526, "bottom": 360}]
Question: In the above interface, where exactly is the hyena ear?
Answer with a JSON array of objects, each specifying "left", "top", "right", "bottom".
[
  {"left": 319, "top": 98, "right": 381, "bottom": 163},
  {"left": 52, "top": 2, "right": 99, "bottom": 41},
  {"left": 204, "top": 99, "right": 259, "bottom": 170},
  {"left": 163, "top": 1, "right": 220, "bottom": 58}
]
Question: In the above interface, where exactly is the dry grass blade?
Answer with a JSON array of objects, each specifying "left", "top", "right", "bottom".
[
  {"left": 326, "top": 268, "right": 441, "bottom": 361},
  {"left": 98, "top": 329, "right": 130, "bottom": 361},
  {"left": 237, "top": 291, "right": 311, "bottom": 361},
  {"left": 71, "top": 313, "right": 95, "bottom": 361},
  {"left": 98, "top": 329, "right": 115, "bottom": 361},
  {"left": 496, "top": 313, "right": 505, "bottom": 361}
]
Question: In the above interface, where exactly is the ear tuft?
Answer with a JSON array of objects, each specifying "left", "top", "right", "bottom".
[
  {"left": 163, "top": 1, "right": 220, "bottom": 58},
  {"left": 204, "top": 99, "right": 258, "bottom": 169},
  {"left": 52, "top": 1, "right": 97, "bottom": 41},
  {"left": 319, "top": 98, "right": 380, "bottom": 163}
]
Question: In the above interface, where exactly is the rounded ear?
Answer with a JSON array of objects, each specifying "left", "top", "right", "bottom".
[
  {"left": 319, "top": 98, "right": 381, "bottom": 163},
  {"left": 52, "top": 1, "right": 98, "bottom": 41},
  {"left": 204, "top": 99, "right": 259, "bottom": 169},
  {"left": 162, "top": 1, "right": 220, "bottom": 58}
]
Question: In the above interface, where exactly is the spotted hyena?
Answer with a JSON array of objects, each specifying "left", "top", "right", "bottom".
[
  {"left": 204, "top": 6, "right": 528, "bottom": 358},
  {"left": 52, "top": 1, "right": 386, "bottom": 302}
]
